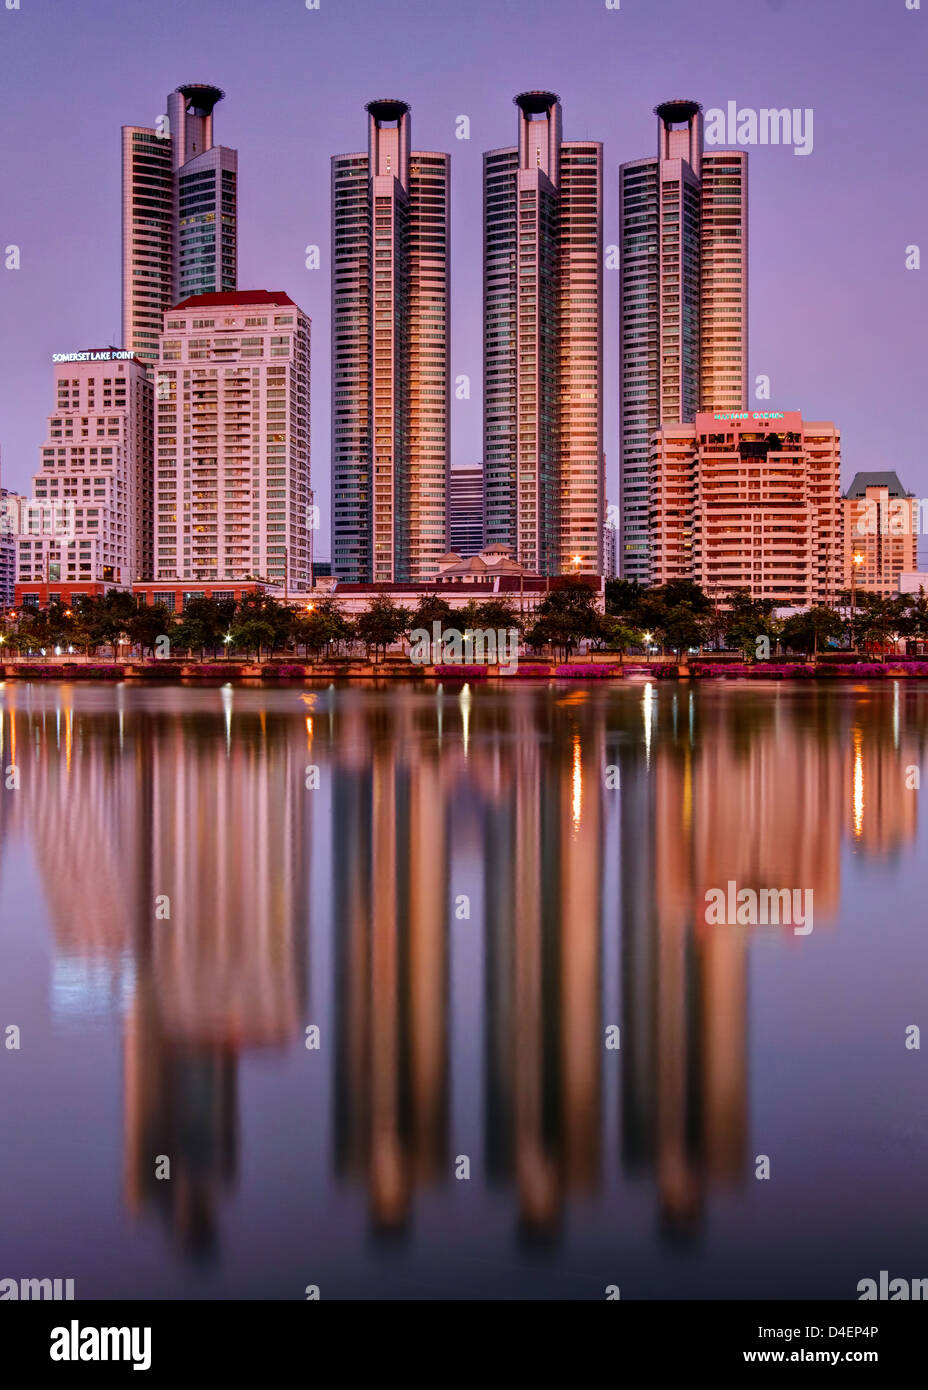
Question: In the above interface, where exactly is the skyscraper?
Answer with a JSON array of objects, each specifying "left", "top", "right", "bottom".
[
  {"left": 448, "top": 464, "right": 484, "bottom": 556},
  {"left": 13, "top": 351, "right": 153, "bottom": 598},
  {"left": 0, "top": 488, "right": 22, "bottom": 609},
  {"left": 153, "top": 292, "right": 311, "bottom": 591},
  {"left": 122, "top": 84, "right": 238, "bottom": 363},
  {"left": 620, "top": 100, "right": 748, "bottom": 581},
  {"left": 331, "top": 100, "right": 450, "bottom": 583},
  {"left": 483, "top": 92, "right": 603, "bottom": 577}
]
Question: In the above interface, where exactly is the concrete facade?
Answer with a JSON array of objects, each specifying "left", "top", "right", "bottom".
[
  {"left": 154, "top": 291, "right": 311, "bottom": 591},
  {"left": 620, "top": 101, "right": 748, "bottom": 581},
  {"left": 649, "top": 410, "right": 842, "bottom": 604}
]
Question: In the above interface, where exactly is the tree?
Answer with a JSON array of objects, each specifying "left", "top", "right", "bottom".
[
  {"left": 127, "top": 603, "right": 175, "bottom": 659},
  {"left": 236, "top": 592, "right": 293, "bottom": 651},
  {"left": 291, "top": 598, "right": 352, "bottom": 660},
  {"left": 173, "top": 597, "right": 233, "bottom": 659},
  {"left": 410, "top": 594, "right": 454, "bottom": 631},
  {"left": 606, "top": 578, "right": 715, "bottom": 654},
  {"left": 594, "top": 615, "right": 642, "bottom": 663},
  {"left": 658, "top": 579, "right": 714, "bottom": 615},
  {"left": 721, "top": 589, "right": 779, "bottom": 660},
  {"left": 848, "top": 592, "right": 905, "bottom": 658},
  {"left": 656, "top": 603, "right": 710, "bottom": 656},
  {"left": 781, "top": 606, "right": 845, "bottom": 657},
  {"left": 473, "top": 598, "right": 521, "bottom": 633},
  {"left": 83, "top": 590, "right": 138, "bottom": 658},
  {"left": 449, "top": 600, "right": 482, "bottom": 634},
  {"left": 355, "top": 596, "right": 409, "bottom": 662},
  {"left": 526, "top": 578, "right": 601, "bottom": 658},
  {"left": 605, "top": 578, "right": 647, "bottom": 621},
  {"left": 229, "top": 616, "right": 277, "bottom": 662},
  {"left": 898, "top": 588, "right": 928, "bottom": 648}
]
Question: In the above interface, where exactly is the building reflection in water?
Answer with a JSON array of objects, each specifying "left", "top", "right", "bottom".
[
  {"left": 1, "top": 687, "right": 311, "bottom": 1258},
  {"left": 0, "top": 676, "right": 924, "bottom": 1258}
]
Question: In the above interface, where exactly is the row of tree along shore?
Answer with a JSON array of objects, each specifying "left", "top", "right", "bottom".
[{"left": 2, "top": 577, "right": 927, "bottom": 670}]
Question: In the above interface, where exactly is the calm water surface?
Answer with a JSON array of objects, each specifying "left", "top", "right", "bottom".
[{"left": 1, "top": 678, "right": 926, "bottom": 1299}]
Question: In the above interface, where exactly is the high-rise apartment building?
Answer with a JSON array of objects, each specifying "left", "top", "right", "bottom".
[
  {"left": 484, "top": 92, "right": 603, "bottom": 576},
  {"left": 331, "top": 100, "right": 450, "bottom": 583},
  {"left": 620, "top": 100, "right": 747, "bottom": 581},
  {"left": 448, "top": 464, "right": 485, "bottom": 556},
  {"left": 0, "top": 485, "right": 24, "bottom": 609},
  {"left": 122, "top": 84, "right": 238, "bottom": 363},
  {"left": 14, "top": 351, "right": 153, "bottom": 591},
  {"left": 843, "top": 473, "right": 918, "bottom": 598},
  {"left": 154, "top": 292, "right": 311, "bottom": 591},
  {"left": 649, "top": 410, "right": 842, "bottom": 605},
  {"left": 602, "top": 505, "right": 618, "bottom": 580}
]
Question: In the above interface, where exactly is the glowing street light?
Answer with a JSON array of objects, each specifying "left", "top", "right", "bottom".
[{"left": 851, "top": 551, "right": 864, "bottom": 622}]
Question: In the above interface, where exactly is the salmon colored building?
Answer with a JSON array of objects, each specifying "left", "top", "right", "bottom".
[
  {"left": 843, "top": 472, "right": 918, "bottom": 598},
  {"left": 648, "top": 410, "right": 843, "bottom": 604}
]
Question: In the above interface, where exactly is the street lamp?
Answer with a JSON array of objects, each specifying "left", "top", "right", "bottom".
[{"left": 850, "top": 552, "right": 864, "bottom": 647}]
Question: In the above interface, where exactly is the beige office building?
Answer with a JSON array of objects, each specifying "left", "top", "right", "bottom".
[
  {"left": 649, "top": 410, "right": 842, "bottom": 604},
  {"left": 15, "top": 350, "right": 153, "bottom": 591},
  {"left": 154, "top": 291, "right": 311, "bottom": 591}
]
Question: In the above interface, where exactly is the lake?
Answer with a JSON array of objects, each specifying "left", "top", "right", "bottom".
[{"left": 0, "top": 678, "right": 925, "bottom": 1299}]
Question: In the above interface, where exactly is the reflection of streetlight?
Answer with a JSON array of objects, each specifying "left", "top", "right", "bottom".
[{"left": 850, "top": 552, "right": 864, "bottom": 641}]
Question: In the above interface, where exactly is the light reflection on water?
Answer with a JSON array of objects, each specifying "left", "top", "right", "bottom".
[{"left": 0, "top": 679, "right": 926, "bottom": 1299}]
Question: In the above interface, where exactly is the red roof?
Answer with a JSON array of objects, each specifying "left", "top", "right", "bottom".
[{"left": 169, "top": 291, "right": 296, "bottom": 311}]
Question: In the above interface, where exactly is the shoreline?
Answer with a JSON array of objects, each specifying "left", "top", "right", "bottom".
[{"left": 3, "top": 659, "right": 928, "bottom": 683}]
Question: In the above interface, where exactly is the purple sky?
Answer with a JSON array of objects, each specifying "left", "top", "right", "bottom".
[{"left": 1, "top": 0, "right": 925, "bottom": 559}]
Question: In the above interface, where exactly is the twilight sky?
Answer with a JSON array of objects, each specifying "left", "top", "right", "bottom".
[{"left": 1, "top": 0, "right": 925, "bottom": 559}]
